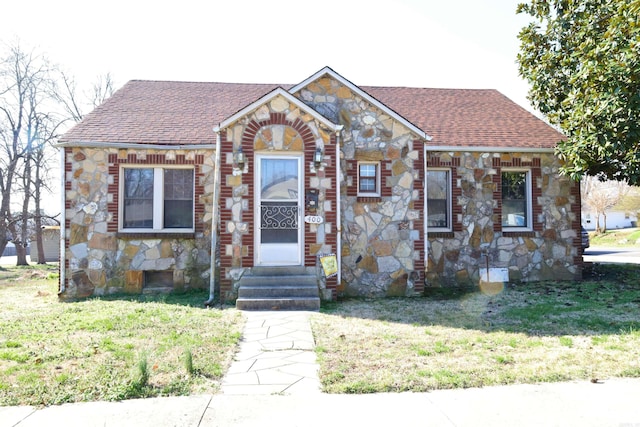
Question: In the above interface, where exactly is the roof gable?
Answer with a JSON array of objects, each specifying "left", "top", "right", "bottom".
[
  {"left": 290, "top": 67, "right": 430, "bottom": 141},
  {"left": 216, "top": 87, "right": 341, "bottom": 133}
]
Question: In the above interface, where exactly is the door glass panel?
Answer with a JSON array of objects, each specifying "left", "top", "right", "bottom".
[
  {"left": 261, "top": 159, "right": 298, "bottom": 200},
  {"left": 260, "top": 158, "right": 299, "bottom": 245}
]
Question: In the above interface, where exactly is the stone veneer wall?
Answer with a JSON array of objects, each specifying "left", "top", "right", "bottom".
[
  {"left": 218, "top": 95, "right": 339, "bottom": 301},
  {"left": 425, "top": 151, "right": 582, "bottom": 286},
  {"left": 295, "top": 77, "right": 425, "bottom": 297},
  {"left": 60, "top": 147, "right": 215, "bottom": 299}
]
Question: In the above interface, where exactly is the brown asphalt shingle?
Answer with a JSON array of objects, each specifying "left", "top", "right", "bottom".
[
  {"left": 365, "top": 86, "right": 564, "bottom": 148},
  {"left": 59, "top": 80, "right": 564, "bottom": 149}
]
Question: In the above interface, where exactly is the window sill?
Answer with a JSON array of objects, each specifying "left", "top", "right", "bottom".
[
  {"left": 502, "top": 229, "right": 535, "bottom": 237},
  {"left": 116, "top": 232, "right": 196, "bottom": 239},
  {"left": 427, "top": 231, "right": 454, "bottom": 238},
  {"left": 356, "top": 196, "right": 382, "bottom": 203}
]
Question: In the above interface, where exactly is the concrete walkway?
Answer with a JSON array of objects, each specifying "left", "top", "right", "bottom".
[
  {"left": 2, "top": 310, "right": 640, "bottom": 426},
  {"left": 220, "top": 311, "right": 321, "bottom": 395}
]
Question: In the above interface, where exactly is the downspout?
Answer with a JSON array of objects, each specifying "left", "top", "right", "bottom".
[
  {"left": 58, "top": 147, "right": 66, "bottom": 294},
  {"left": 423, "top": 143, "right": 428, "bottom": 282},
  {"left": 335, "top": 126, "right": 344, "bottom": 289},
  {"left": 205, "top": 128, "right": 222, "bottom": 307}
]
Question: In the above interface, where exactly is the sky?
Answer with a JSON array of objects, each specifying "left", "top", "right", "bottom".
[{"left": 2, "top": 0, "right": 536, "bottom": 113}]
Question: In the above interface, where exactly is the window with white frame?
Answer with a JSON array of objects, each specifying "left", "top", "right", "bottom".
[
  {"left": 121, "top": 167, "right": 194, "bottom": 231},
  {"left": 426, "top": 169, "right": 451, "bottom": 230},
  {"left": 358, "top": 162, "right": 380, "bottom": 196},
  {"left": 501, "top": 169, "right": 532, "bottom": 229}
]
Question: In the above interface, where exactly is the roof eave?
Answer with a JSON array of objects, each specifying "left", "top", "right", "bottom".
[
  {"left": 425, "top": 145, "right": 556, "bottom": 153},
  {"left": 55, "top": 141, "right": 217, "bottom": 150}
]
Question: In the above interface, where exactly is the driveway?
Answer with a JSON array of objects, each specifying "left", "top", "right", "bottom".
[{"left": 584, "top": 246, "right": 640, "bottom": 264}]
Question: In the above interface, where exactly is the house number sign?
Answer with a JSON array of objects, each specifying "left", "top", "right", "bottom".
[{"left": 304, "top": 215, "right": 324, "bottom": 224}]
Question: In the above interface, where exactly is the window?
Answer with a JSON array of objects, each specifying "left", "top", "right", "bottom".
[
  {"left": 358, "top": 162, "right": 380, "bottom": 196},
  {"left": 501, "top": 170, "right": 531, "bottom": 229},
  {"left": 426, "top": 170, "right": 451, "bottom": 230},
  {"left": 122, "top": 167, "right": 194, "bottom": 231}
]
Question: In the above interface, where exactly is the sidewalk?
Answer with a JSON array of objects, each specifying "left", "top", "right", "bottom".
[{"left": 2, "top": 310, "right": 640, "bottom": 427}]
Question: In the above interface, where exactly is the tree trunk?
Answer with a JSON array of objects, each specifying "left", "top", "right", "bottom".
[
  {"left": 595, "top": 212, "right": 602, "bottom": 233},
  {"left": 15, "top": 242, "right": 28, "bottom": 265},
  {"left": 16, "top": 153, "right": 31, "bottom": 266},
  {"left": 602, "top": 212, "right": 608, "bottom": 233},
  {"left": 34, "top": 161, "right": 46, "bottom": 264}
]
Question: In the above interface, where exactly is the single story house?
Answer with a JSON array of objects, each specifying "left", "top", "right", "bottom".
[
  {"left": 582, "top": 208, "right": 638, "bottom": 230},
  {"left": 57, "top": 67, "right": 582, "bottom": 308}
]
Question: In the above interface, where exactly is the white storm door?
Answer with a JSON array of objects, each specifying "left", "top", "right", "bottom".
[{"left": 255, "top": 155, "right": 303, "bottom": 265}]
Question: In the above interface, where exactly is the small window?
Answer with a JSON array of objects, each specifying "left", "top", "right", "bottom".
[
  {"left": 144, "top": 271, "right": 174, "bottom": 289},
  {"left": 427, "top": 169, "right": 451, "bottom": 230},
  {"left": 122, "top": 167, "right": 194, "bottom": 232},
  {"left": 358, "top": 162, "right": 380, "bottom": 196},
  {"left": 501, "top": 170, "right": 532, "bottom": 229}
]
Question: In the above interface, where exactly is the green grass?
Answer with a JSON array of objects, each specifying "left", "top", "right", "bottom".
[
  {"left": 4, "top": 262, "right": 640, "bottom": 402},
  {"left": 589, "top": 227, "right": 640, "bottom": 246},
  {"left": 313, "top": 264, "right": 640, "bottom": 393},
  {"left": 0, "top": 264, "right": 243, "bottom": 406}
]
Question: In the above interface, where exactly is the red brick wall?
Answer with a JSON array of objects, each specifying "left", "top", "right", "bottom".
[{"left": 218, "top": 114, "right": 327, "bottom": 298}]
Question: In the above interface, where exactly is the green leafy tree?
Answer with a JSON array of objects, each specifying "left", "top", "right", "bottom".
[{"left": 517, "top": 0, "right": 640, "bottom": 184}]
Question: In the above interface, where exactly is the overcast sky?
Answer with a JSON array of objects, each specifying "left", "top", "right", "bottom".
[{"left": 2, "top": 0, "right": 536, "bottom": 112}]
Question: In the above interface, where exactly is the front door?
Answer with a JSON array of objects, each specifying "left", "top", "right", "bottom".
[{"left": 255, "top": 155, "right": 303, "bottom": 265}]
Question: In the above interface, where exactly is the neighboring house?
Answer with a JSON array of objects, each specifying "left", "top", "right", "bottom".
[
  {"left": 582, "top": 211, "right": 638, "bottom": 231},
  {"left": 30, "top": 226, "right": 61, "bottom": 263},
  {"left": 1, "top": 242, "right": 17, "bottom": 257},
  {"left": 56, "top": 67, "right": 582, "bottom": 304}
]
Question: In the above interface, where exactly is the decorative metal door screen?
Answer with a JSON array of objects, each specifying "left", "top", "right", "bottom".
[{"left": 261, "top": 202, "right": 298, "bottom": 243}]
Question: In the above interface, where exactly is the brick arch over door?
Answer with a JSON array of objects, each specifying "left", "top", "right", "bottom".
[{"left": 218, "top": 112, "right": 333, "bottom": 297}]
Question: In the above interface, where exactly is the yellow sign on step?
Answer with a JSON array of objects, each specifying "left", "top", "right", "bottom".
[{"left": 319, "top": 254, "right": 338, "bottom": 278}]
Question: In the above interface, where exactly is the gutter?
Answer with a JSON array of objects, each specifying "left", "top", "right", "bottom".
[
  {"left": 424, "top": 145, "right": 555, "bottom": 153},
  {"left": 205, "top": 128, "right": 222, "bottom": 307},
  {"left": 55, "top": 141, "right": 217, "bottom": 151}
]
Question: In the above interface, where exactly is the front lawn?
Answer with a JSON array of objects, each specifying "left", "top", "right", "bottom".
[
  {"left": 312, "top": 264, "right": 640, "bottom": 393},
  {"left": 3, "top": 262, "right": 639, "bottom": 404},
  {"left": 0, "top": 264, "right": 243, "bottom": 406}
]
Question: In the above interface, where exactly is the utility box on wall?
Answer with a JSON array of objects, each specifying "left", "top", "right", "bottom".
[{"left": 306, "top": 189, "right": 319, "bottom": 211}]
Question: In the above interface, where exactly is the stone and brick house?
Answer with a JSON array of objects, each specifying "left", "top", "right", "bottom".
[{"left": 57, "top": 67, "right": 581, "bottom": 307}]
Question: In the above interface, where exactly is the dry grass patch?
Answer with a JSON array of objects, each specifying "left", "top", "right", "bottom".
[
  {"left": 0, "top": 265, "right": 244, "bottom": 406},
  {"left": 312, "top": 265, "right": 640, "bottom": 393}
]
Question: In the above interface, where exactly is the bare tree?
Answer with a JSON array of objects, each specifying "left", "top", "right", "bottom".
[
  {"left": 55, "top": 71, "right": 115, "bottom": 122},
  {"left": 0, "top": 42, "right": 55, "bottom": 261},
  {"left": 582, "top": 176, "right": 630, "bottom": 233},
  {"left": 1, "top": 42, "right": 69, "bottom": 264},
  {"left": 1, "top": 41, "right": 115, "bottom": 264}
]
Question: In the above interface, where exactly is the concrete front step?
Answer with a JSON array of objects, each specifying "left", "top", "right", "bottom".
[
  {"left": 238, "top": 285, "right": 319, "bottom": 298},
  {"left": 237, "top": 275, "right": 317, "bottom": 287},
  {"left": 236, "top": 269, "right": 320, "bottom": 311},
  {"left": 236, "top": 297, "right": 320, "bottom": 311},
  {"left": 247, "top": 266, "right": 310, "bottom": 276}
]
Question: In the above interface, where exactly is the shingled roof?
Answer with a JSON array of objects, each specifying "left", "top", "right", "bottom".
[{"left": 59, "top": 79, "right": 564, "bottom": 149}]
